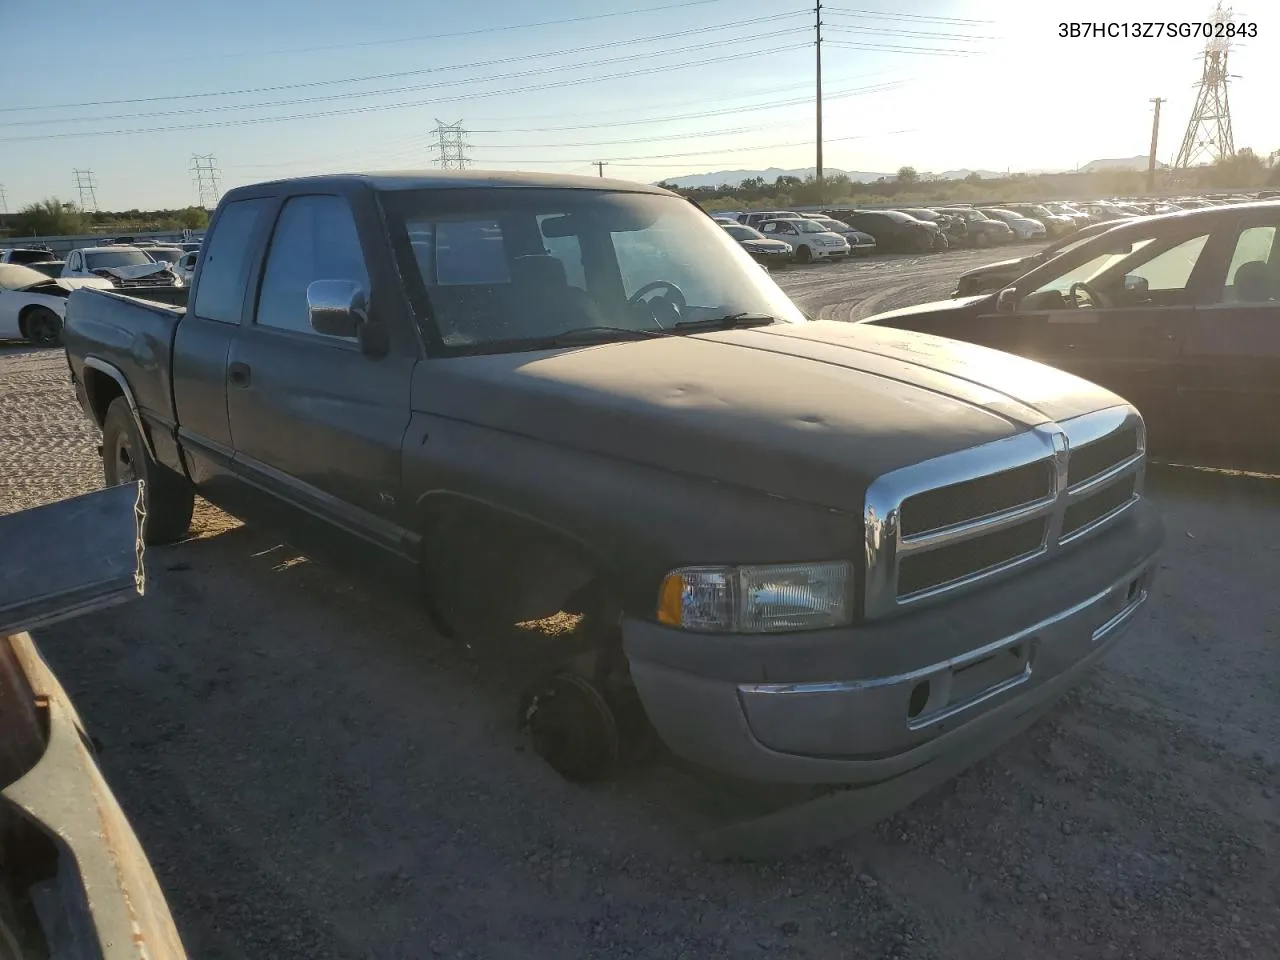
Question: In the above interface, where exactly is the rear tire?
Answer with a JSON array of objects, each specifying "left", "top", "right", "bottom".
[
  {"left": 102, "top": 397, "right": 194, "bottom": 545},
  {"left": 22, "top": 306, "right": 62, "bottom": 347}
]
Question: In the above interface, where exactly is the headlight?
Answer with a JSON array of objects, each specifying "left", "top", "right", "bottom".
[{"left": 657, "top": 561, "right": 853, "bottom": 633}]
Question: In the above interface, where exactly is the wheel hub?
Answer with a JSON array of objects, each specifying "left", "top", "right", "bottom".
[{"left": 518, "top": 672, "right": 619, "bottom": 783}]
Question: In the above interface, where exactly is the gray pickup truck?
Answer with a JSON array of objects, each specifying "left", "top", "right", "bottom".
[{"left": 61, "top": 172, "right": 1163, "bottom": 816}]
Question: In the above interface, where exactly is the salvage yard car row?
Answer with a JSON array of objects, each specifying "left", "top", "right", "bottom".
[{"left": 0, "top": 239, "right": 202, "bottom": 345}]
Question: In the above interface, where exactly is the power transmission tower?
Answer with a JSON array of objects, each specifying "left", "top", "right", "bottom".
[
  {"left": 0, "top": 184, "right": 8, "bottom": 215},
  {"left": 432, "top": 119, "right": 471, "bottom": 170},
  {"left": 1173, "top": 2, "right": 1236, "bottom": 168},
  {"left": 815, "top": 0, "right": 824, "bottom": 183},
  {"left": 73, "top": 169, "right": 100, "bottom": 212},
  {"left": 190, "top": 155, "right": 222, "bottom": 208},
  {"left": 1147, "top": 98, "right": 1164, "bottom": 193}
]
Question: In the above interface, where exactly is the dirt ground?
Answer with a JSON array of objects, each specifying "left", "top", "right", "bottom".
[{"left": 2, "top": 246, "right": 1277, "bottom": 960}]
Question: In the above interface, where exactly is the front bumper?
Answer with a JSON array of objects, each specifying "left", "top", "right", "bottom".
[
  {"left": 624, "top": 502, "right": 1162, "bottom": 784},
  {"left": 811, "top": 246, "right": 849, "bottom": 260}
]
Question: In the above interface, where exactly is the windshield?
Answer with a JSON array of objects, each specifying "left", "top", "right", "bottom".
[
  {"left": 724, "top": 225, "right": 763, "bottom": 241},
  {"left": 0, "top": 263, "right": 52, "bottom": 290},
  {"left": 382, "top": 187, "right": 807, "bottom": 353},
  {"left": 143, "top": 247, "right": 184, "bottom": 262},
  {"left": 796, "top": 220, "right": 828, "bottom": 233},
  {"left": 878, "top": 210, "right": 915, "bottom": 223},
  {"left": 85, "top": 250, "right": 153, "bottom": 269},
  {"left": 1024, "top": 237, "right": 1158, "bottom": 298},
  {"left": 905, "top": 209, "right": 938, "bottom": 221}
]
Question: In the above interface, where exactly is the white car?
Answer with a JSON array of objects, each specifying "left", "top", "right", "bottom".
[
  {"left": 0, "top": 263, "right": 112, "bottom": 346},
  {"left": 174, "top": 250, "right": 199, "bottom": 285},
  {"left": 756, "top": 218, "right": 851, "bottom": 263},
  {"left": 978, "top": 208, "right": 1047, "bottom": 242},
  {"left": 62, "top": 246, "right": 182, "bottom": 289}
]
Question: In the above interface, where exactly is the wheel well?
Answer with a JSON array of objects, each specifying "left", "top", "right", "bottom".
[
  {"left": 16, "top": 304, "right": 53, "bottom": 339},
  {"left": 82, "top": 367, "right": 125, "bottom": 427},
  {"left": 419, "top": 494, "right": 616, "bottom": 632}
]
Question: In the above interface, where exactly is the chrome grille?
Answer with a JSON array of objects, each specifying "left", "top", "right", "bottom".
[
  {"left": 899, "top": 459, "right": 1054, "bottom": 537},
  {"left": 864, "top": 406, "right": 1145, "bottom": 619}
]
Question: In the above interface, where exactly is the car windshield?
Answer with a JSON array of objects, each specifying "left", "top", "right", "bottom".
[
  {"left": 905, "top": 209, "right": 938, "bottom": 221},
  {"left": 724, "top": 225, "right": 763, "bottom": 240},
  {"left": 382, "top": 187, "right": 807, "bottom": 353},
  {"left": 85, "top": 250, "right": 153, "bottom": 269},
  {"left": 796, "top": 220, "right": 828, "bottom": 233},
  {"left": 142, "top": 247, "right": 184, "bottom": 262},
  {"left": 948, "top": 209, "right": 984, "bottom": 221},
  {"left": 0, "top": 263, "right": 52, "bottom": 290},
  {"left": 985, "top": 210, "right": 1016, "bottom": 220},
  {"left": 1025, "top": 237, "right": 1158, "bottom": 297}
]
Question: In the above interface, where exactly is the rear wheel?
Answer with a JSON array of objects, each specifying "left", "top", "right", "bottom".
[
  {"left": 22, "top": 307, "right": 62, "bottom": 347},
  {"left": 102, "top": 398, "right": 194, "bottom": 545}
]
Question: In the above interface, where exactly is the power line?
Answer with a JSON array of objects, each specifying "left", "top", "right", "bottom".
[
  {"left": 72, "top": 169, "right": 99, "bottom": 212},
  {"left": 824, "top": 37, "right": 977, "bottom": 56},
  {"left": 0, "top": 12, "right": 807, "bottom": 117},
  {"left": 433, "top": 120, "right": 471, "bottom": 170},
  {"left": 190, "top": 155, "right": 222, "bottom": 207},
  {"left": 136, "top": 0, "right": 745, "bottom": 64},
  {"left": 0, "top": 27, "right": 809, "bottom": 132},
  {"left": 466, "top": 127, "right": 917, "bottom": 165},
  {"left": 0, "top": 41, "right": 813, "bottom": 144},
  {"left": 823, "top": 5, "right": 993, "bottom": 24},
  {"left": 220, "top": 79, "right": 903, "bottom": 174},
  {"left": 822, "top": 14, "right": 994, "bottom": 40}
]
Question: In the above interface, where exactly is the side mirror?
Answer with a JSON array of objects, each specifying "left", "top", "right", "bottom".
[
  {"left": 307, "top": 279, "right": 368, "bottom": 339},
  {"left": 995, "top": 287, "right": 1019, "bottom": 313},
  {"left": 1123, "top": 274, "right": 1149, "bottom": 295}
]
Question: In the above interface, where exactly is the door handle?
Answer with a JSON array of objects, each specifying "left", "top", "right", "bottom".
[{"left": 228, "top": 362, "right": 251, "bottom": 387}]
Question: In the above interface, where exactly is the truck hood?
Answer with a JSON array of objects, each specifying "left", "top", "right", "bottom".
[{"left": 419, "top": 321, "right": 1117, "bottom": 513}]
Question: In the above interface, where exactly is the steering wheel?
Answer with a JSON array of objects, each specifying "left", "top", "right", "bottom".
[
  {"left": 628, "top": 280, "right": 687, "bottom": 309},
  {"left": 1068, "top": 280, "right": 1107, "bottom": 310}
]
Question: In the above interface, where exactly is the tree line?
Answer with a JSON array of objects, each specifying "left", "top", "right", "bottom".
[
  {"left": 0, "top": 199, "right": 209, "bottom": 239},
  {"left": 658, "top": 150, "right": 1280, "bottom": 212}
]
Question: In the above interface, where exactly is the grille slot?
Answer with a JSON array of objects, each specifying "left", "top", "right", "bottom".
[
  {"left": 899, "top": 459, "right": 1054, "bottom": 538},
  {"left": 1064, "top": 476, "right": 1137, "bottom": 536},
  {"left": 1068, "top": 426, "right": 1139, "bottom": 487},
  {"left": 898, "top": 518, "right": 1047, "bottom": 597}
]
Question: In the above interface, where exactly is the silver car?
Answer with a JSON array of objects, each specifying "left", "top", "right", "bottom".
[{"left": 756, "top": 218, "right": 851, "bottom": 263}]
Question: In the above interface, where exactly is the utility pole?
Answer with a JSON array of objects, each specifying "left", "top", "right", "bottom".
[
  {"left": 0, "top": 184, "right": 8, "bottom": 215},
  {"left": 1147, "top": 98, "right": 1164, "bottom": 194},
  {"left": 72, "top": 169, "right": 100, "bottom": 212},
  {"left": 593, "top": 161, "right": 609, "bottom": 178},
  {"left": 815, "top": 0, "right": 824, "bottom": 183},
  {"left": 190, "top": 155, "right": 222, "bottom": 208},
  {"left": 433, "top": 119, "right": 472, "bottom": 170}
]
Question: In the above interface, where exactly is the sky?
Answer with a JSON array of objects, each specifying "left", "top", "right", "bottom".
[{"left": 0, "top": 0, "right": 1276, "bottom": 210}]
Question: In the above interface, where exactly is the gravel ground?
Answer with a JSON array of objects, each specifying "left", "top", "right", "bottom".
[{"left": 2, "top": 245, "right": 1278, "bottom": 959}]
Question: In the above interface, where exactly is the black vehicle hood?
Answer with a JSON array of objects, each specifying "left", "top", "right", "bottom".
[{"left": 418, "top": 321, "right": 1117, "bottom": 513}]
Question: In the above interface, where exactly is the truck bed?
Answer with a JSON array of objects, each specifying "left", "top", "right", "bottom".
[{"left": 63, "top": 287, "right": 186, "bottom": 460}]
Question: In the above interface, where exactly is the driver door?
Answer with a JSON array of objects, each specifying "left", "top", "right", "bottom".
[{"left": 971, "top": 228, "right": 1216, "bottom": 456}]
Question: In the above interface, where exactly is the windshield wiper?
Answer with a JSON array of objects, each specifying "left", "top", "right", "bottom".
[
  {"left": 547, "top": 325, "right": 667, "bottom": 346},
  {"left": 671, "top": 312, "right": 780, "bottom": 333}
]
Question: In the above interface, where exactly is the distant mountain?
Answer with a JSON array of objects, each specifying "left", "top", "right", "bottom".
[
  {"left": 1078, "top": 156, "right": 1167, "bottom": 173},
  {"left": 935, "top": 169, "right": 1006, "bottom": 180},
  {"left": 655, "top": 167, "right": 891, "bottom": 189}
]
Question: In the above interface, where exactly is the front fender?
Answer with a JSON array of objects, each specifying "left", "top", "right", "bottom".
[{"left": 405, "top": 414, "right": 860, "bottom": 620}]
